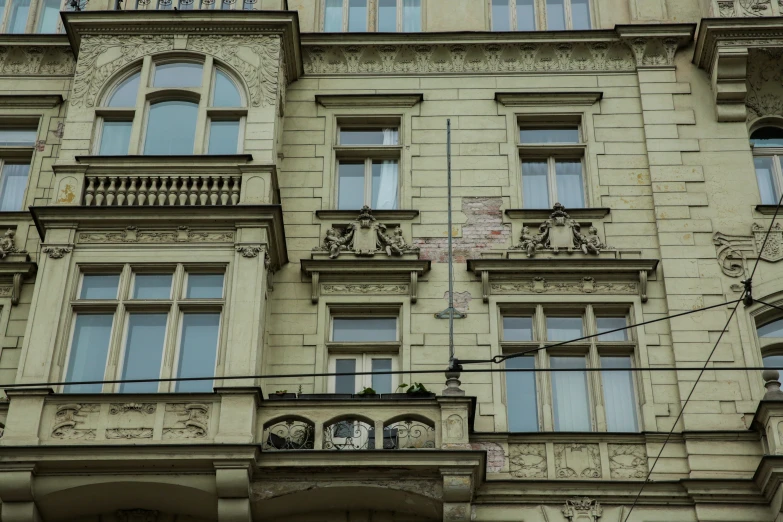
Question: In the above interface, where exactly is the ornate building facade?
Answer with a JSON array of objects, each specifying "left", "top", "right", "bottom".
[{"left": 0, "top": 0, "right": 783, "bottom": 521}]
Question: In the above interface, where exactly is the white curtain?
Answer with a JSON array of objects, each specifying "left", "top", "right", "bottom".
[
  {"left": 324, "top": 0, "right": 343, "bottom": 31},
  {"left": 521, "top": 161, "right": 549, "bottom": 208},
  {"left": 374, "top": 128, "right": 398, "bottom": 210},
  {"left": 402, "top": 0, "right": 421, "bottom": 32},
  {"left": 0, "top": 163, "right": 29, "bottom": 211},
  {"left": 551, "top": 357, "right": 591, "bottom": 431},
  {"left": 601, "top": 357, "right": 637, "bottom": 432}
]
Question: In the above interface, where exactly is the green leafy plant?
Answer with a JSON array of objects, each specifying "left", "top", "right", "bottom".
[
  {"left": 357, "top": 387, "right": 378, "bottom": 396},
  {"left": 406, "top": 382, "right": 431, "bottom": 396},
  {"left": 395, "top": 383, "right": 409, "bottom": 393},
  {"left": 274, "top": 389, "right": 288, "bottom": 395}
]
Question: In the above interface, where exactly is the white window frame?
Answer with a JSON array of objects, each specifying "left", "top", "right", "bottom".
[
  {"left": 376, "top": 0, "right": 422, "bottom": 32},
  {"left": 752, "top": 147, "right": 783, "bottom": 204},
  {"left": 501, "top": 304, "right": 640, "bottom": 432},
  {"left": 322, "top": 0, "right": 423, "bottom": 32},
  {"left": 489, "top": 0, "right": 592, "bottom": 31},
  {"left": 61, "top": 264, "right": 226, "bottom": 394},
  {"left": 327, "top": 353, "right": 399, "bottom": 393},
  {"left": 0, "top": 0, "right": 74, "bottom": 35},
  {"left": 518, "top": 121, "right": 587, "bottom": 208}
]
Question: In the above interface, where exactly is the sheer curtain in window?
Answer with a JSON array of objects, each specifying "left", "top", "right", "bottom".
[
  {"left": 0, "top": 163, "right": 29, "bottom": 211},
  {"left": 551, "top": 356, "right": 591, "bottom": 431},
  {"left": 374, "top": 128, "right": 398, "bottom": 209},
  {"left": 601, "top": 356, "right": 637, "bottom": 432},
  {"left": 402, "top": 0, "right": 421, "bottom": 32},
  {"left": 324, "top": 0, "right": 343, "bottom": 31}
]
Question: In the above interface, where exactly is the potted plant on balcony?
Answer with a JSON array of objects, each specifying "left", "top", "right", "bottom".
[
  {"left": 383, "top": 383, "right": 435, "bottom": 399},
  {"left": 268, "top": 389, "right": 296, "bottom": 400},
  {"left": 354, "top": 387, "right": 380, "bottom": 399}
]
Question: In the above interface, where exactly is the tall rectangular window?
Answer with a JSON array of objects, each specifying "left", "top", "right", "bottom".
[
  {"left": 0, "top": 163, "right": 30, "bottom": 211},
  {"left": 505, "top": 356, "right": 538, "bottom": 431},
  {"left": 551, "top": 356, "right": 591, "bottom": 431},
  {"left": 99, "top": 121, "right": 133, "bottom": 156},
  {"left": 601, "top": 356, "right": 638, "bottom": 432},
  {"left": 336, "top": 126, "right": 400, "bottom": 210},
  {"left": 207, "top": 119, "right": 240, "bottom": 155},
  {"left": 0, "top": 126, "right": 36, "bottom": 212},
  {"left": 325, "top": 0, "right": 418, "bottom": 32},
  {"left": 36, "top": 0, "right": 60, "bottom": 32},
  {"left": 347, "top": 0, "right": 367, "bottom": 31},
  {"left": 63, "top": 267, "right": 225, "bottom": 394},
  {"left": 751, "top": 128, "right": 783, "bottom": 205},
  {"left": 329, "top": 354, "right": 397, "bottom": 394},
  {"left": 491, "top": 0, "right": 589, "bottom": 31},
  {"left": 519, "top": 123, "right": 585, "bottom": 209}
]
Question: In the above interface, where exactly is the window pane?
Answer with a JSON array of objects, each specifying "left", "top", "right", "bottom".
[
  {"left": 7, "top": 0, "right": 30, "bottom": 34},
  {"left": 0, "top": 128, "right": 36, "bottom": 146},
  {"left": 601, "top": 356, "right": 637, "bottom": 432},
  {"left": 751, "top": 127, "right": 783, "bottom": 147},
  {"left": 371, "top": 160, "right": 398, "bottom": 210},
  {"left": 764, "top": 355, "right": 783, "bottom": 369},
  {"left": 348, "top": 0, "right": 367, "bottom": 31},
  {"left": 337, "top": 162, "right": 365, "bottom": 210},
  {"left": 324, "top": 0, "right": 343, "bottom": 31},
  {"left": 571, "top": 0, "right": 591, "bottom": 29},
  {"left": 80, "top": 274, "right": 120, "bottom": 300},
  {"left": 555, "top": 161, "right": 584, "bottom": 208},
  {"left": 491, "top": 0, "right": 510, "bottom": 31},
  {"left": 378, "top": 0, "right": 396, "bottom": 31},
  {"left": 759, "top": 319, "right": 783, "bottom": 337},
  {"left": 755, "top": 157, "right": 778, "bottom": 205},
  {"left": 506, "top": 356, "right": 538, "bottom": 431},
  {"left": 64, "top": 314, "right": 113, "bottom": 393},
  {"left": 107, "top": 72, "right": 140, "bottom": 107},
  {"left": 546, "top": 316, "right": 583, "bottom": 341},
  {"left": 175, "top": 313, "right": 220, "bottom": 392},
  {"left": 144, "top": 101, "right": 198, "bottom": 155},
  {"left": 333, "top": 317, "right": 397, "bottom": 342},
  {"left": 36, "top": 0, "right": 60, "bottom": 33},
  {"left": 517, "top": 0, "right": 535, "bottom": 30},
  {"left": 503, "top": 316, "right": 533, "bottom": 341},
  {"left": 120, "top": 314, "right": 168, "bottom": 393},
  {"left": 520, "top": 127, "right": 579, "bottom": 144},
  {"left": 208, "top": 120, "right": 240, "bottom": 155},
  {"left": 153, "top": 63, "right": 203, "bottom": 88},
  {"left": 335, "top": 358, "right": 356, "bottom": 394},
  {"left": 133, "top": 274, "right": 172, "bottom": 299},
  {"left": 551, "top": 356, "right": 591, "bottom": 431},
  {"left": 371, "top": 358, "right": 392, "bottom": 393},
  {"left": 402, "top": 0, "right": 420, "bottom": 31},
  {"left": 521, "top": 161, "right": 549, "bottom": 208},
  {"left": 243, "top": 0, "right": 253, "bottom": 9},
  {"left": 179, "top": 0, "right": 194, "bottom": 10},
  {"left": 596, "top": 317, "right": 628, "bottom": 341},
  {"left": 213, "top": 70, "right": 242, "bottom": 107},
  {"left": 186, "top": 273, "right": 224, "bottom": 299},
  {"left": 99, "top": 121, "right": 132, "bottom": 156},
  {"left": 340, "top": 128, "right": 398, "bottom": 145},
  {"left": 546, "top": 0, "right": 566, "bottom": 30},
  {"left": 0, "top": 163, "right": 29, "bottom": 211}
]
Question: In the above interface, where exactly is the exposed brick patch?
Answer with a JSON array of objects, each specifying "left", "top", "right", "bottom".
[
  {"left": 471, "top": 442, "right": 505, "bottom": 473},
  {"left": 443, "top": 290, "right": 472, "bottom": 314},
  {"left": 414, "top": 197, "right": 511, "bottom": 262}
]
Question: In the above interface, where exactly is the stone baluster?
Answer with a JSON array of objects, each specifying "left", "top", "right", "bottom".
[
  {"left": 106, "top": 177, "right": 117, "bottom": 206},
  {"left": 230, "top": 176, "right": 240, "bottom": 205},
  {"left": 157, "top": 177, "right": 168, "bottom": 206},
  {"left": 126, "top": 177, "right": 137, "bottom": 206},
  {"left": 220, "top": 176, "right": 230, "bottom": 205},
  {"left": 178, "top": 177, "right": 189, "bottom": 205},
  {"left": 167, "top": 177, "right": 178, "bottom": 206},
  {"left": 116, "top": 177, "right": 127, "bottom": 206},
  {"left": 137, "top": 177, "right": 148, "bottom": 206},
  {"left": 188, "top": 177, "right": 199, "bottom": 205},
  {"left": 148, "top": 177, "right": 159, "bottom": 205},
  {"left": 209, "top": 176, "right": 219, "bottom": 205},
  {"left": 199, "top": 177, "right": 209, "bottom": 205},
  {"left": 95, "top": 177, "right": 107, "bottom": 206},
  {"left": 84, "top": 177, "right": 95, "bottom": 206}
]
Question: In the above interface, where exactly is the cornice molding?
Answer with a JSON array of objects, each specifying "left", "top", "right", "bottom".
[
  {"left": 315, "top": 93, "right": 423, "bottom": 108},
  {"left": 301, "top": 24, "right": 694, "bottom": 76},
  {"left": 495, "top": 92, "right": 602, "bottom": 107},
  {"left": 67, "top": 155, "right": 254, "bottom": 175},
  {"left": 505, "top": 208, "right": 610, "bottom": 220},
  {"left": 315, "top": 209, "right": 419, "bottom": 221},
  {"left": 0, "top": 95, "right": 63, "bottom": 109}
]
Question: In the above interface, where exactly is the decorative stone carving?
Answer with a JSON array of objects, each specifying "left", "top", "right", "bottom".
[
  {"left": 51, "top": 403, "right": 99, "bottom": 440},
  {"left": 236, "top": 245, "right": 263, "bottom": 258},
  {"left": 0, "top": 45, "right": 74, "bottom": 76},
  {"left": 554, "top": 443, "right": 601, "bottom": 479},
  {"left": 321, "top": 284, "right": 409, "bottom": 294},
  {"left": 79, "top": 226, "right": 234, "bottom": 244},
  {"left": 624, "top": 37, "right": 680, "bottom": 67},
  {"left": 747, "top": 49, "right": 783, "bottom": 119},
  {"left": 109, "top": 403, "right": 156, "bottom": 415},
  {"left": 303, "top": 41, "right": 636, "bottom": 76},
  {"left": 738, "top": 0, "right": 772, "bottom": 16},
  {"left": 42, "top": 246, "right": 72, "bottom": 259},
  {"left": 713, "top": 223, "right": 783, "bottom": 277},
  {"left": 106, "top": 428, "right": 154, "bottom": 439},
  {"left": 512, "top": 204, "right": 609, "bottom": 257},
  {"left": 717, "top": 0, "right": 736, "bottom": 15},
  {"left": 491, "top": 277, "right": 637, "bottom": 295},
  {"left": 162, "top": 403, "right": 210, "bottom": 439},
  {"left": 607, "top": 444, "right": 647, "bottom": 479},
  {"left": 116, "top": 509, "right": 158, "bottom": 522},
  {"left": 315, "top": 206, "right": 419, "bottom": 258},
  {"left": 0, "top": 229, "right": 18, "bottom": 258},
  {"left": 754, "top": 222, "right": 783, "bottom": 261},
  {"left": 509, "top": 443, "right": 547, "bottom": 478},
  {"left": 562, "top": 497, "right": 603, "bottom": 521},
  {"left": 445, "top": 414, "right": 464, "bottom": 441}
]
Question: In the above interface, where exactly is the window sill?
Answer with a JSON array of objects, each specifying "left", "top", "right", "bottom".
[
  {"left": 75, "top": 154, "right": 254, "bottom": 165},
  {"left": 505, "top": 207, "right": 610, "bottom": 221},
  {"left": 316, "top": 209, "right": 419, "bottom": 221}
]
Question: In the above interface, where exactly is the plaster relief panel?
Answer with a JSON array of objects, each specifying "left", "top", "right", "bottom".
[
  {"left": 51, "top": 403, "right": 100, "bottom": 441},
  {"left": 554, "top": 443, "right": 601, "bottom": 479},
  {"left": 747, "top": 49, "right": 783, "bottom": 119},
  {"left": 607, "top": 444, "right": 647, "bottom": 479},
  {"left": 162, "top": 403, "right": 210, "bottom": 440},
  {"left": 509, "top": 443, "right": 547, "bottom": 478},
  {"left": 105, "top": 403, "right": 156, "bottom": 440}
]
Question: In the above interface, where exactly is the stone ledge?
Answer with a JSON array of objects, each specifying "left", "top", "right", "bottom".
[
  {"left": 315, "top": 209, "right": 419, "bottom": 222},
  {"left": 505, "top": 208, "right": 611, "bottom": 221}
]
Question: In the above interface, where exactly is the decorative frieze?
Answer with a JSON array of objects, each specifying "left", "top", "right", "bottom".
[
  {"left": 314, "top": 206, "right": 419, "bottom": 259},
  {"left": 491, "top": 277, "right": 637, "bottom": 295},
  {"left": 162, "top": 403, "right": 210, "bottom": 440},
  {"left": 78, "top": 226, "right": 234, "bottom": 244},
  {"left": 554, "top": 443, "right": 601, "bottom": 479},
  {"left": 51, "top": 403, "right": 99, "bottom": 441},
  {"left": 509, "top": 443, "right": 547, "bottom": 478},
  {"left": 321, "top": 284, "right": 409, "bottom": 295},
  {"left": 0, "top": 45, "right": 74, "bottom": 76},
  {"left": 607, "top": 444, "right": 648, "bottom": 479}
]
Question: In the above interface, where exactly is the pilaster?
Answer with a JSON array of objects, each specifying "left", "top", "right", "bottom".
[{"left": 0, "top": 389, "right": 51, "bottom": 445}]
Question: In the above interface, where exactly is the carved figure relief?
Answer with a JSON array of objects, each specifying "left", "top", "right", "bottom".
[
  {"left": 0, "top": 45, "right": 74, "bottom": 76},
  {"left": 79, "top": 226, "right": 234, "bottom": 244},
  {"left": 607, "top": 444, "right": 647, "bottom": 479},
  {"left": 491, "top": 277, "right": 636, "bottom": 295},
  {"left": 42, "top": 246, "right": 72, "bottom": 259},
  {"left": 236, "top": 245, "right": 263, "bottom": 258},
  {"left": 0, "top": 229, "right": 18, "bottom": 258},
  {"left": 509, "top": 443, "right": 547, "bottom": 478},
  {"left": 445, "top": 414, "right": 465, "bottom": 441},
  {"left": 51, "top": 403, "right": 99, "bottom": 440},
  {"left": 554, "top": 443, "right": 601, "bottom": 479},
  {"left": 713, "top": 222, "right": 783, "bottom": 277},
  {"left": 162, "top": 403, "right": 210, "bottom": 439},
  {"left": 303, "top": 41, "right": 636, "bottom": 75},
  {"left": 562, "top": 497, "right": 603, "bottom": 521},
  {"left": 314, "top": 206, "right": 419, "bottom": 258},
  {"left": 511, "top": 204, "right": 609, "bottom": 257}
]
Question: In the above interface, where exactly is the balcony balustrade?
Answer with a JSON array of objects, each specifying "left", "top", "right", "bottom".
[{"left": 84, "top": 175, "right": 242, "bottom": 207}]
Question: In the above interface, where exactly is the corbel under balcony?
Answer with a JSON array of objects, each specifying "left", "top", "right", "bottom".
[
  {"left": 0, "top": 253, "right": 36, "bottom": 306},
  {"left": 467, "top": 257, "right": 658, "bottom": 304}
]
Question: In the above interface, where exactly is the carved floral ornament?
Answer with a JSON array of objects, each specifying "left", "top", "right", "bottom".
[
  {"left": 562, "top": 497, "right": 603, "bottom": 522},
  {"left": 314, "top": 206, "right": 419, "bottom": 259},
  {"left": 713, "top": 222, "right": 783, "bottom": 278},
  {"left": 72, "top": 34, "right": 281, "bottom": 109},
  {"left": 0, "top": 45, "right": 74, "bottom": 76},
  {"left": 512, "top": 203, "right": 609, "bottom": 257}
]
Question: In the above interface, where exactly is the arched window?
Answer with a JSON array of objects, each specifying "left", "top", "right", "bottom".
[
  {"left": 757, "top": 317, "right": 783, "bottom": 369},
  {"left": 751, "top": 126, "right": 783, "bottom": 205},
  {"left": 95, "top": 59, "right": 246, "bottom": 156}
]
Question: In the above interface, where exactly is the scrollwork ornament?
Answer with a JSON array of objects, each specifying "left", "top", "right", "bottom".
[
  {"left": 42, "top": 246, "right": 72, "bottom": 259},
  {"left": 236, "top": 245, "right": 263, "bottom": 258}
]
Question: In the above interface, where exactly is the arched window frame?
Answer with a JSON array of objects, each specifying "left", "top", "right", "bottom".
[
  {"left": 749, "top": 122, "right": 783, "bottom": 205},
  {"left": 93, "top": 54, "right": 247, "bottom": 156}
]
